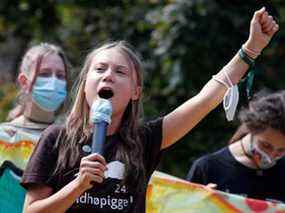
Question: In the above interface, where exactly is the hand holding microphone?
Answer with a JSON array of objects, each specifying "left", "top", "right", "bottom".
[{"left": 76, "top": 98, "right": 112, "bottom": 189}]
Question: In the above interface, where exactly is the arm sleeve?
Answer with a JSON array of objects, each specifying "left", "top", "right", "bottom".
[
  {"left": 21, "top": 125, "right": 62, "bottom": 190},
  {"left": 140, "top": 117, "right": 163, "bottom": 178}
]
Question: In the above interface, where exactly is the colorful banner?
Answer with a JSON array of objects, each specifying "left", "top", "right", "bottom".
[
  {"left": 0, "top": 162, "right": 26, "bottom": 212},
  {"left": 147, "top": 171, "right": 285, "bottom": 213},
  {"left": 0, "top": 122, "right": 41, "bottom": 213}
]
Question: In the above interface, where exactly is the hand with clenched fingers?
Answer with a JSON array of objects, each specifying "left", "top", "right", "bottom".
[
  {"left": 76, "top": 153, "right": 107, "bottom": 191},
  {"left": 244, "top": 7, "right": 279, "bottom": 58}
]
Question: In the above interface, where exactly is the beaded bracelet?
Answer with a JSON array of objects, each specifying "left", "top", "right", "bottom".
[{"left": 238, "top": 48, "right": 255, "bottom": 67}]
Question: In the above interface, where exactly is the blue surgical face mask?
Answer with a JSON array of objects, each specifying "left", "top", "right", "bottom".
[{"left": 32, "top": 76, "right": 67, "bottom": 112}]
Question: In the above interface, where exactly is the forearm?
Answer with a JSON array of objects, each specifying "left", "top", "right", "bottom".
[
  {"left": 161, "top": 7, "right": 278, "bottom": 149},
  {"left": 199, "top": 50, "right": 249, "bottom": 109},
  {"left": 162, "top": 49, "right": 249, "bottom": 148},
  {"left": 25, "top": 178, "right": 86, "bottom": 213}
]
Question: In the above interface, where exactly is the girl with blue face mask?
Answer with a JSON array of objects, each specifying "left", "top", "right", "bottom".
[
  {"left": 18, "top": 43, "right": 69, "bottom": 123},
  {"left": 0, "top": 43, "right": 70, "bottom": 212},
  {"left": 187, "top": 90, "right": 285, "bottom": 203}
]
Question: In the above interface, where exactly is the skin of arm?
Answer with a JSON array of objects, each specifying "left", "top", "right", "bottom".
[
  {"left": 23, "top": 7, "right": 279, "bottom": 213},
  {"left": 24, "top": 153, "right": 107, "bottom": 213},
  {"left": 161, "top": 7, "right": 279, "bottom": 149},
  {"left": 24, "top": 178, "right": 85, "bottom": 213}
]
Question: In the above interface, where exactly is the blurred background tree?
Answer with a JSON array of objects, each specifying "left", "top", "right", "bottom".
[{"left": 0, "top": 0, "right": 284, "bottom": 178}]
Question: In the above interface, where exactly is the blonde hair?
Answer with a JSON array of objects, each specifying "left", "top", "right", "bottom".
[{"left": 16, "top": 43, "right": 70, "bottom": 114}]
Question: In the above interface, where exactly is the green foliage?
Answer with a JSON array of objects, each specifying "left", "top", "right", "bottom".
[
  {"left": 0, "top": 84, "right": 17, "bottom": 122},
  {"left": 1, "top": 0, "right": 285, "bottom": 178},
  {"left": 145, "top": 0, "right": 285, "bottom": 177}
]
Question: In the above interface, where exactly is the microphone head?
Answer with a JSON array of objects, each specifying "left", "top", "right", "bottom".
[{"left": 91, "top": 98, "right": 112, "bottom": 124}]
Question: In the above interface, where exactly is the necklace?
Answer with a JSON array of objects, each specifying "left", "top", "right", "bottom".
[{"left": 240, "top": 138, "right": 263, "bottom": 176}]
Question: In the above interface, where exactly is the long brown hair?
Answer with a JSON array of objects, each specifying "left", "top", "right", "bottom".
[
  {"left": 229, "top": 90, "right": 285, "bottom": 144},
  {"left": 56, "top": 41, "right": 146, "bottom": 191}
]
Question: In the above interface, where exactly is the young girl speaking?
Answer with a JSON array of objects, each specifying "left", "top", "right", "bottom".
[{"left": 21, "top": 8, "right": 278, "bottom": 213}]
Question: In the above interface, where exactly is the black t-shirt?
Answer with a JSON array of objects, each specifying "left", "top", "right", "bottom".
[
  {"left": 21, "top": 118, "right": 163, "bottom": 213},
  {"left": 186, "top": 147, "right": 285, "bottom": 203}
]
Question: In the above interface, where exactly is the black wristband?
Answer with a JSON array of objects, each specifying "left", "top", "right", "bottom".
[{"left": 238, "top": 48, "right": 255, "bottom": 67}]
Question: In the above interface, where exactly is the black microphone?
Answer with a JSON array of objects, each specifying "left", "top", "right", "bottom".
[{"left": 91, "top": 98, "right": 112, "bottom": 155}]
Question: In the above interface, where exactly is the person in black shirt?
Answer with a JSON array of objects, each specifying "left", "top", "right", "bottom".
[
  {"left": 21, "top": 8, "right": 279, "bottom": 212},
  {"left": 187, "top": 91, "right": 285, "bottom": 203}
]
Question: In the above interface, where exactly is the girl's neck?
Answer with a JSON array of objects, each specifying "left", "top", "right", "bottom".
[
  {"left": 229, "top": 134, "right": 258, "bottom": 169},
  {"left": 24, "top": 100, "right": 55, "bottom": 124}
]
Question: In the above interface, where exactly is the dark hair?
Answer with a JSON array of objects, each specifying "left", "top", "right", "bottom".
[{"left": 229, "top": 90, "right": 285, "bottom": 144}]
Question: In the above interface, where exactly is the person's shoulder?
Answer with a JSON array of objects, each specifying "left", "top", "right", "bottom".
[
  {"left": 38, "top": 124, "right": 66, "bottom": 146},
  {"left": 192, "top": 153, "right": 211, "bottom": 168},
  {"left": 138, "top": 117, "right": 163, "bottom": 138},
  {"left": 33, "top": 123, "right": 62, "bottom": 136},
  {"left": 44, "top": 124, "right": 65, "bottom": 134},
  {"left": 193, "top": 147, "right": 228, "bottom": 167},
  {"left": 140, "top": 117, "right": 163, "bottom": 130},
  {"left": 187, "top": 153, "right": 212, "bottom": 181},
  {"left": 209, "top": 147, "right": 229, "bottom": 159}
]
